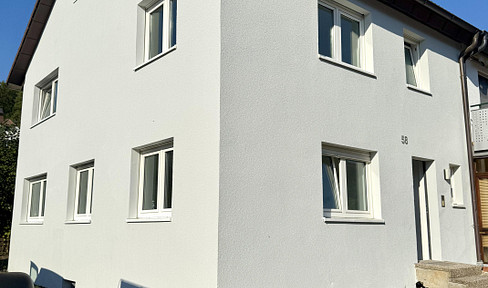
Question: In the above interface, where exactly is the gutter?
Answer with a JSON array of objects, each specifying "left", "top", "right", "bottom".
[{"left": 459, "top": 31, "right": 488, "bottom": 263}]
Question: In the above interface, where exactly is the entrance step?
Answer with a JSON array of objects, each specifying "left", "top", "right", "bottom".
[
  {"left": 448, "top": 274, "right": 488, "bottom": 288},
  {"left": 415, "top": 260, "right": 483, "bottom": 288}
]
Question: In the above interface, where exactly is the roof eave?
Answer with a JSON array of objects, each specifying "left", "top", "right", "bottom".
[
  {"left": 6, "top": 0, "right": 55, "bottom": 90},
  {"left": 377, "top": 0, "right": 479, "bottom": 46}
]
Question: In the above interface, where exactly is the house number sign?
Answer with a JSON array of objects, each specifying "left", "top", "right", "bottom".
[{"left": 401, "top": 135, "right": 409, "bottom": 145}]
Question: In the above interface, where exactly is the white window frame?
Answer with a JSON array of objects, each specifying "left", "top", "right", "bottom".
[
  {"left": 38, "top": 78, "right": 58, "bottom": 122},
  {"left": 318, "top": 0, "right": 365, "bottom": 69},
  {"left": 74, "top": 165, "right": 94, "bottom": 221},
  {"left": 27, "top": 178, "right": 47, "bottom": 223},
  {"left": 138, "top": 146, "right": 173, "bottom": 219},
  {"left": 322, "top": 145, "right": 373, "bottom": 218},
  {"left": 144, "top": 0, "right": 176, "bottom": 62},
  {"left": 404, "top": 40, "right": 420, "bottom": 87}
]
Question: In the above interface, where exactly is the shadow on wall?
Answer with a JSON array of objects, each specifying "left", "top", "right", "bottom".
[
  {"left": 30, "top": 262, "right": 75, "bottom": 288},
  {"left": 119, "top": 279, "right": 147, "bottom": 288}
]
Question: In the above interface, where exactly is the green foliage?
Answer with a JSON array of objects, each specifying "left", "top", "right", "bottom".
[
  {"left": 0, "top": 125, "right": 18, "bottom": 238},
  {"left": 0, "top": 82, "right": 21, "bottom": 266},
  {"left": 0, "top": 81, "right": 22, "bottom": 126}
]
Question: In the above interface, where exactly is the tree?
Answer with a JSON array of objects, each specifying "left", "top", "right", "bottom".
[
  {"left": 0, "top": 82, "right": 22, "bottom": 126},
  {"left": 0, "top": 125, "right": 19, "bottom": 236},
  {"left": 0, "top": 82, "right": 22, "bottom": 270}
]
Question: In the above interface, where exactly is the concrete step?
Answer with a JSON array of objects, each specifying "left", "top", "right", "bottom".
[
  {"left": 448, "top": 273, "right": 488, "bottom": 288},
  {"left": 415, "top": 260, "right": 483, "bottom": 288}
]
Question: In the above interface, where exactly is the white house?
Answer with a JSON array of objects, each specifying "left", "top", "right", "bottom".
[{"left": 6, "top": 0, "right": 488, "bottom": 287}]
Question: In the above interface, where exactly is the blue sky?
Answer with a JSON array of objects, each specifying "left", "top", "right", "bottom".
[{"left": 1, "top": 1, "right": 488, "bottom": 83}]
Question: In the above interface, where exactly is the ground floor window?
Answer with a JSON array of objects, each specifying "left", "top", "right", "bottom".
[{"left": 322, "top": 143, "right": 379, "bottom": 219}]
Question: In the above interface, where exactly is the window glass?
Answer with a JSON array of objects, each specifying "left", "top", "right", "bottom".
[
  {"left": 30, "top": 182, "right": 41, "bottom": 217},
  {"left": 346, "top": 160, "right": 367, "bottom": 211},
  {"left": 341, "top": 15, "right": 360, "bottom": 67},
  {"left": 41, "top": 181, "right": 46, "bottom": 217},
  {"left": 318, "top": 5, "right": 334, "bottom": 58},
  {"left": 405, "top": 45, "right": 417, "bottom": 86},
  {"left": 90, "top": 171, "right": 94, "bottom": 213},
  {"left": 322, "top": 156, "right": 340, "bottom": 209},
  {"left": 40, "top": 88, "right": 52, "bottom": 120},
  {"left": 479, "top": 75, "right": 488, "bottom": 109},
  {"left": 170, "top": 0, "right": 177, "bottom": 48},
  {"left": 143, "top": 154, "right": 159, "bottom": 210},
  {"left": 164, "top": 150, "right": 173, "bottom": 209},
  {"left": 476, "top": 158, "right": 488, "bottom": 173},
  {"left": 149, "top": 5, "right": 164, "bottom": 59},
  {"left": 77, "top": 170, "right": 89, "bottom": 214},
  {"left": 53, "top": 80, "right": 58, "bottom": 113}
]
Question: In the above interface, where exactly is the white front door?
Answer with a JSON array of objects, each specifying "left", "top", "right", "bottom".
[{"left": 412, "top": 159, "right": 432, "bottom": 261}]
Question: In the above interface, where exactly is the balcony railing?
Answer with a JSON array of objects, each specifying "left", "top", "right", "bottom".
[{"left": 471, "top": 104, "right": 488, "bottom": 152}]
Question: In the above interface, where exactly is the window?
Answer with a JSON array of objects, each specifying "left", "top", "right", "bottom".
[
  {"left": 318, "top": 1, "right": 364, "bottom": 68},
  {"left": 479, "top": 74, "right": 488, "bottom": 109},
  {"left": 144, "top": 0, "right": 177, "bottom": 61},
  {"left": 448, "top": 164, "right": 464, "bottom": 207},
  {"left": 138, "top": 145, "right": 173, "bottom": 218},
  {"left": 404, "top": 42, "right": 418, "bottom": 87},
  {"left": 28, "top": 177, "right": 47, "bottom": 223},
  {"left": 403, "top": 31, "right": 430, "bottom": 92},
  {"left": 74, "top": 164, "right": 94, "bottom": 220},
  {"left": 38, "top": 79, "right": 58, "bottom": 121},
  {"left": 33, "top": 69, "right": 59, "bottom": 125},
  {"left": 66, "top": 161, "right": 94, "bottom": 223},
  {"left": 322, "top": 144, "right": 379, "bottom": 219}
]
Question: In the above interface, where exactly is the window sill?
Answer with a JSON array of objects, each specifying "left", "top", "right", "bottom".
[
  {"left": 20, "top": 221, "right": 44, "bottom": 226},
  {"left": 30, "top": 113, "right": 56, "bottom": 129},
  {"left": 65, "top": 219, "right": 91, "bottom": 225},
  {"left": 134, "top": 46, "right": 177, "bottom": 72},
  {"left": 318, "top": 55, "right": 377, "bottom": 79},
  {"left": 323, "top": 217, "right": 385, "bottom": 224},
  {"left": 407, "top": 84, "right": 432, "bottom": 96},
  {"left": 126, "top": 217, "right": 172, "bottom": 223}
]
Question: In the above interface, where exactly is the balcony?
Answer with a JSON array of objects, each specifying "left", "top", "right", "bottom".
[{"left": 471, "top": 104, "right": 488, "bottom": 152}]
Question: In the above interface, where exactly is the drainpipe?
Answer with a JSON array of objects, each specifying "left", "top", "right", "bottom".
[{"left": 459, "top": 31, "right": 485, "bottom": 263}]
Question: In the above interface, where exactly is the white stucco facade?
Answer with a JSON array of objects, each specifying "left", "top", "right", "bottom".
[
  {"left": 8, "top": 0, "right": 481, "bottom": 287},
  {"left": 9, "top": 0, "right": 221, "bottom": 287},
  {"left": 218, "top": 0, "right": 477, "bottom": 287}
]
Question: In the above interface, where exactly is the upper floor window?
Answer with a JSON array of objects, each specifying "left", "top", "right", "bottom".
[
  {"left": 144, "top": 0, "right": 177, "bottom": 62},
  {"left": 403, "top": 31, "right": 430, "bottom": 93},
  {"left": 39, "top": 79, "right": 58, "bottom": 121},
  {"left": 318, "top": 1, "right": 364, "bottom": 68},
  {"left": 404, "top": 42, "right": 418, "bottom": 87},
  {"left": 33, "top": 69, "right": 59, "bottom": 126}
]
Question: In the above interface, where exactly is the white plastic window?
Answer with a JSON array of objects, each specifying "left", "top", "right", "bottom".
[
  {"left": 318, "top": 1, "right": 364, "bottom": 68},
  {"left": 144, "top": 0, "right": 177, "bottom": 61},
  {"left": 138, "top": 147, "right": 174, "bottom": 218},
  {"left": 322, "top": 144, "right": 376, "bottom": 218},
  {"left": 74, "top": 165, "right": 94, "bottom": 220},
  {"left": 38, "top": 79, "right": 58, "bottom": 121},
  {"left": 28, "top": 178, "right": 47, "bottom": 223}
]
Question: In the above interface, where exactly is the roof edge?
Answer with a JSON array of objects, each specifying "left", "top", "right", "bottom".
[{"left": 6, "top": 0, "right": 55, "bottom": 89}]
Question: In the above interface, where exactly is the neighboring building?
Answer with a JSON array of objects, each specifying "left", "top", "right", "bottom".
[
  {"left": 0, "top": 108, "right": 15, "bottom": 127},
  {"left": 6, "top": 0, "right": 488, "bottom": 287}
]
